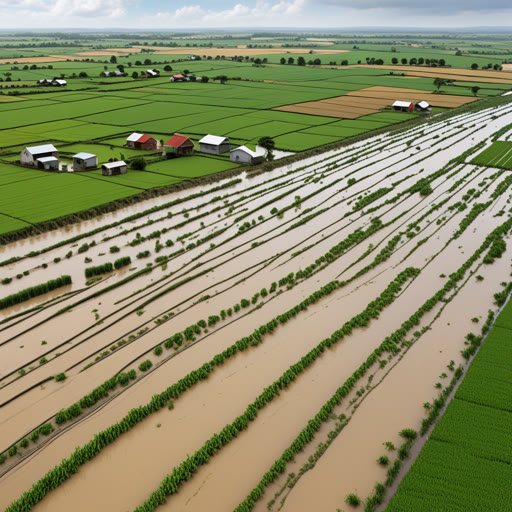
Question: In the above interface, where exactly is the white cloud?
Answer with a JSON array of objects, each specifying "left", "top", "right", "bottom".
[
  {"left": 50, "top": 0, "right": 125, "bottom": 18},
  {"left": 146, "top": 0, "right": 306, "bottom": 26}
]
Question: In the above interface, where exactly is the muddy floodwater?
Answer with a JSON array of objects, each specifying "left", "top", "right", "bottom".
[{"left": 1, "top": 100, "right": 512, "bottom": 512}]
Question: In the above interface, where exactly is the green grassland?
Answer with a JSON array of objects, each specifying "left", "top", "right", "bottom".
[
  {"left": 386, "top": 302, "right": 512, "bottom": 512},
  {"left": 0, "top": 31, "right": 511, "bottom": 236}
]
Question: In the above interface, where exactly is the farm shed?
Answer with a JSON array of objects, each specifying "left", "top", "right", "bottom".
[
  {"left": 164, "top": 135, "right": 194, "bottom": 156},
  {"left": 170, "top": 74, "right": 185, "bottom": 82},
  {"left": 415, "top": 101, "right": 431, "bottom": 112},
  {"left": 37, "top": 79, "right": 52, "bottom": 86},
  {"left": 230, "top": 146, "right": 264, "bottom": 165},
  {"left": 126, "top": 133, "right": 158, "bottom": 150},
  {"left": 142, "top": 69, "right": 160, "bottom": 78},
  {"left": 20, "top": 144, "right": 59, "bottom": 167},
  {"left": 392, "top": 101, "right": 414, "bottom": 112},
  {"left": 52, "top": 79, "right": 67, "bottom": 87},
  {"left": 102, "top": 161, "right": 127, "bottom": 176},
  {"left": 36, "top": 156, "right": 59, "bottom": 170},
  {"left": 199, "top": 135, "right": 231, "bottom": 155},
  {"left": 72, "top": 152, "right": 98, "bottom": 170}
]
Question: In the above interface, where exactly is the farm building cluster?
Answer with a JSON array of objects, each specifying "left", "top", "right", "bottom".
[
  {"left": 19, "top": 133, "right": 265, "bottom": 176},
  {"left": 37, "top": 79, "right": 67, "bottom": 87},
  {"left": 392, "top": 100, "right": 431, "bottom": 113}
]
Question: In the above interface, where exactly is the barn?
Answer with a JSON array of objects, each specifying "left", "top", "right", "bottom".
[
  {"left": 142, "top": 69, "right": 159, "bottom": 78},
  {"left": 72, "top": 152, "right": 98, "bottom": 170},
  {"left": 52, "top": 79, "right": 67, "bottom": 87},
  {"left": 170, "top": 74, "right": 185, "bottom": 82},
  {"left": 230, "top": 146, "right": 264, "bottom": 165},
  {"left": 102, "top": 161, "right": 127, "bottom": 176},
  {"left": 37, "top": 79, "right": 52, "bottom": 86},
  {"left": 20, "top": 144, "right": 59, "bottom": 167},
  {"left": 415, "top": 101, "right": 431, "bottom": 113},
  {"left": 36, "top": 156, "right": 59, "bottom": 170},
  {"left": 164, "top": 134, "right": 194, "bottom": 156},
  {"left": 126, "top": 133, "right": 158, "bottom": 150},
  {"left": 199, "top": 135, "right": 231, "bottom": 155},
  {"left": 392, "top": 101, "right": 414, "bottom": 112}
]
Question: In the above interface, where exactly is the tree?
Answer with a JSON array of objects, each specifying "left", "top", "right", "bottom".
[
  {"left": 401, "top": 58, "right": 408, "bottom": 65},
  {"left": 131, "top": 157, "right": 147, "bottom": 170},
  {"left": 439, "top": 58, "right": 446, "bottom": 66},
  {"left": 164, "top": 65, "right": 172, "bottom": 71},
  {"left": 313, "top": 58, "right": 321, "bottom": 65},
  {"left": 144, "top": 58, "right": 152, "bottom": 65},
  {"left": 135, "top": 60, "right": 142, "bottom": 66},
  {"left": 409, "top": 58, "right": 417, "bottom": 65},
  {"left": 392, "top": 57, "right": 398, "bottom": 65},
  {"left": 117, "top": 64, "right": 125, "bottom": 72},
  {"left": 418, "top": 57, "right": 424, "bottom": 65},
  {"left": 433, "top": 77, "right": 446, "bottom": 91},
  {"left": 110, "top": 56, "right": 117, "bottom": 64},
  {"left": 258, "top": 136, "right": 275, "bottom": 161},
  {"left": 280, "top": 57, "right": 286, "bottom": 65},
  {"left": 287, "top": 57, "right": 294, "bottom": 65},
  {"left": 471, "top": 86, "right": 481, "bottom": 96},
  {"left": 297, "top": 56, "right": 306, "bottom": 66},
  {"left": 132, "top": 71, "right": 139, "bottom": 79},
  {"left": 79, "top": 71, "right": 88, "bottom": 77},
  {"left": 471, "top": 63, "right": 479, "bottom": 70},
  {"left": 201, "top": 76, "right": 209, "bottom": 83}
]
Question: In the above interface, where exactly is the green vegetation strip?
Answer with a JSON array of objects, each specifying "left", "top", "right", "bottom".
[
  {"left": 0, "top": 276, "right": 71, "bottom": 310},
  {"left": 385, "top": 297, "right": 512, "bottom": 511}
]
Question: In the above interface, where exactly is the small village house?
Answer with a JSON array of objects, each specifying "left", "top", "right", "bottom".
[
  {"left": 20, "top": 144, "right": 59, "bottom": 167},
  {"left": 72, "top": 152, "right": 98, "bottom": 170},
  {"left": 102, "top": 161, "right": 127, "bottom": 176},
  {"left": 164, "top": 135, "right": 194, "bottom": 156},
  {"left": 36, "top": 156, "right": 59, "bottom": 170},
  {"left": 199, "top": 135, "right": 231, "bottom": 155},
  {"left": 230, "top": 146, "right": 264, "bottom": 165},
  {"left": 415, "top": 100, "right": 431, "bottom": 113},
  {"left": 392, "top": 101, "right": 414, "bottom": 112},
  {"left": 52, "top": 79, "right": 67, "bottom": 87},
  {"left": 126, "top": 133, "right": 158, "bottom": 150},
  {"left": 142, "top": 69, "right": 160, "bottom": 78},
  {"left": 170, "top": 74, "right": 185, "bottom": 82}
]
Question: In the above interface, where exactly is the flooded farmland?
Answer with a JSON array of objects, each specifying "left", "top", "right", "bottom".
[{"left": 1, "top": 98, "right": 512, "bottom": 512}]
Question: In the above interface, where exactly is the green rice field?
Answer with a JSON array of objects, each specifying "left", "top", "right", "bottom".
[{"left": 471, "top": 141, "right": 512, "bottom": 168}]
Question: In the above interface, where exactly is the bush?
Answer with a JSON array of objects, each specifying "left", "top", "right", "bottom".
[
  {"left": 109, "top": 246, "right": 120, "bottom": 253},
  {"left": 153, "top": 345, "right": 163, "bottom": 356},
  {"left": 377, "top": 455, "right": 390, "bottom": 466},
  {"left": 399, "top": 428, "right": 417, "bottom": 441},
  {"left": 345, "top": 493, "right": 361, "bottom": 506},
  {"left": 55, "top": 372, "right": 66, "bottom": 382},
  {"left": 8, "top": 445, "right": 17, "bottom": 457},
  {"left": 20, "top": 438, "right": 29, "bottom": 448},
  {"left": 131, "top": 157, "right": 147, "bottom": 171},
  {"left": 85, "top": 262, "right": 113, "bottom": 278},
  {"left": 138, "top": 360, "right": 153, "bottom": 372},
  {"left": 114, "top": 256, "right": 131, "bottom": 269}
]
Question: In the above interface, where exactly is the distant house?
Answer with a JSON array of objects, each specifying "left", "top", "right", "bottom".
[
  {"left": 102, "top": 161, "right": 127, "bottom": 176},
  {"left": 52, "top": 79, "right": 67, "bottom": 87},
  {"left": 164, "top": 134, "right": 194, "bottom": 155},
  {"left": 36, "top": 156, "right": 59, "bottom": 170},
  {"left": 415, "top": 100, "right": 431, "bottom": 113},
  {"left": 142, "top": 69, "right": 160, "bottom": 78},
  {"left": 37, "top": 79, "right": 52, "bottom": 86},
  {"left": 170, "top": 74, "right": 185, "bottom": 82},
  {"left": 101, "top": 70, "right": 126, "bottom": 77},
  {"left": 199, "top": 135, "right": 231, "bottom": 155},
  {"left": 392, "top": 101, "right": 414, "bottom": 112},
  {"left": 20, "top": 144, "right": 59, "bottom": 167},
  {"left": 230, "top": 146, "right": 264, "bottom": 165},
  {"left": 126, "top": 133, "right": 158, "bottom": 150},
  {"left": 72, "top": 152, "right": 98, "bottom": 170}
]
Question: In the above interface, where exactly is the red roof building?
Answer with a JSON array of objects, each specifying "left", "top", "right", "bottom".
[
  {"left": 170, "top": 74, "right": 185, "bottom": 82},
  {"left": 164, "top": 134, "right": 194, "bottom": 155},
  {"left": 135, "top": 134, "right": 158, "bottom": 150}
]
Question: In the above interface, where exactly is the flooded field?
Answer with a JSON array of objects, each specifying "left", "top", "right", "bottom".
[{"left": 1, "top": 98, "right": 512, "bottom": 512}]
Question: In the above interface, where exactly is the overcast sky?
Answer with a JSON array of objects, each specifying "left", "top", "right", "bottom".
[{"left": 0, "top": 0, "right": 511, "bottom": 30}]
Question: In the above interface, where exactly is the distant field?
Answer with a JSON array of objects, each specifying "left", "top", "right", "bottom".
[{"left": 471, "top": 141, "right": 512, "bottom": 168}]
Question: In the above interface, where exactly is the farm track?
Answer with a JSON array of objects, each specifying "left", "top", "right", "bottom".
[{"left": 1, "top": 99, "right": 512, "bottom": 511}]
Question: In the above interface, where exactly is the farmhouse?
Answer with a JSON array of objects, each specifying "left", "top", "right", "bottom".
[
  {"left": 37, "top": 79, "right": 52, "bottom": 86},
  {"left": 415, "top": 100, "right": 431, "bottom": 112},
  {"left": 142, "top": 69, "right": 160, "bottom": 78},
  {"left": 101, "top": 70, "right": 127, "bottom": 77},
  {"left": 230, "top": 146, "right": 264, "bottom": 165},
  {"left": 199, "top": 135, "right": 231, "bottom": 155},
  {"left": 20, "top": 144, "right": 59, "bottom": 167},
  {"left": 164, "top": 134, "right": 194, "bottom": 155},
  {"left": 72, "top": 152, "right": 98, "bottom": 170},
  {"left": 52, "top": 79, "right": 67, "bottom": 87},
  {"left": 102, "top": 161, "right": 127, "bottom": 176},
  {"left": 170, "top": 74, "right": 185, "bottom": 82},
  {"left": 392, "top": 101, "right": 414, "bottom": 112},
  {"left": 37, "top": 156, "right": 59, "bottom": 170},
  {"left": 126, "top": 133, "right": 158, "bottom": 150}
]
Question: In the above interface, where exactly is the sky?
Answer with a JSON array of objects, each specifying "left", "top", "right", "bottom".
[{"left": 0, "top": 0, "right": 511, "bottom": 30}]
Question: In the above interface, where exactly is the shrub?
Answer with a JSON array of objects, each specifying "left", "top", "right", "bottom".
[
  {"left": 8, "top": 445, "right": 17, "bottom": 457},
  {"left": 114, "top": 256, "right": 131, "bottom": 269},
  {"left": 399, "top": 428, "right": 417, "bottom": 441},
  {"left": 55, "top": 372, "right": 66, "bottom": 382},
  {"left": 153, "top": 345, "right": 163, "bottom": 356},
  {"left": 377, "top": 455, "right": 390, "bottom": 466},
  {"left": 85, "top": 263, "right": 113, "bottom": 278},
  {"left": 109, "top": 245, "right": 120, "bottom": 253},
  {"left": 39, "top": 357, "right": 47, "bottom": 365},
  {"left": 138, "top": 360, "right": 153, "bottom": 372},
  {"left": 20, "top": 438, "right": 29, "bottom": 448},
  {"left": 345, "top": 493, "right": 361, "bottom": 506}
]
